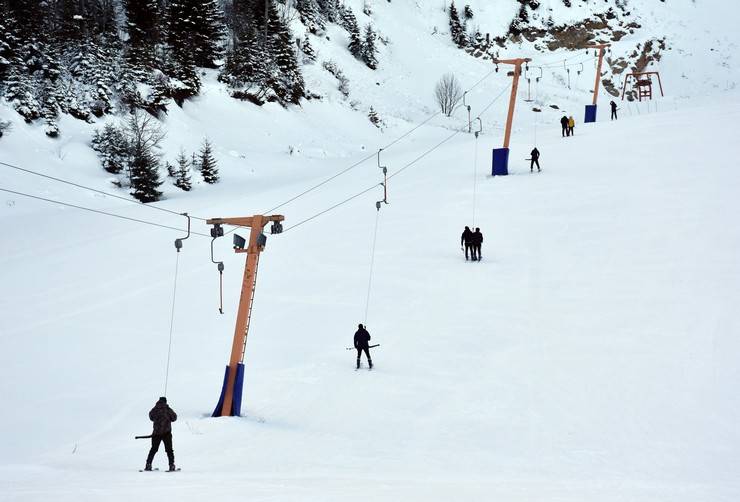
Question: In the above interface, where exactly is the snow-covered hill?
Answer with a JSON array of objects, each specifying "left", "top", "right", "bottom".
[{"left": 1, "top": 1, "right": 740, "bottom": 501}]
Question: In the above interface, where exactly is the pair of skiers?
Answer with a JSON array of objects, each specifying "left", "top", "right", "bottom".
[
  {"left": 560, "top": 115, "right": 575, "bottom": 137},
  {"left": 461, "top": 226, "right": 483, "bottom": 261},
  {"left": 143, "top": 397, "right": 177, "bottom": 472}
]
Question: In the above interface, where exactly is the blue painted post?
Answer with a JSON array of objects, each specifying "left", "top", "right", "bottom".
[
  {"left": 584, "top": 104, "right": 597, "bottom": 123},
  {"left": 212, "top": 363, "right": 246, "bottom": 417},
  {"left": 492, "top": 148, "right": 510, "bottom": 176}
]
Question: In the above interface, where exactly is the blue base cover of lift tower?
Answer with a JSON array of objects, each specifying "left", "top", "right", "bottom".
[
  {"left": 212, "top": 363, "right": 245, "bottom": 417},
  {"left": 584, "top": 104, "right": 597, "bottom": 123},
  {"left": 492, "top": 147, "right": 510, "bottom": 176}
]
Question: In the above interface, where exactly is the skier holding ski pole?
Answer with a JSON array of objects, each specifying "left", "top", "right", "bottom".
[
  {"left": 354, "top": 324, "right": 373, "bottom": 370},
  {"left": 142, "top": 397, "right": 178, "bottom": 472}
]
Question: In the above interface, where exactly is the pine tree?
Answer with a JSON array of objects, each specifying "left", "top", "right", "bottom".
[
  {"left": 92, "top": 123, "right": 130, "bottom": 174},
  {"left": 173, "top": 149, "right": 192, "bottom": 191},
  {"left": 449, "top": 2, "right": 467, "bottom": 48},
  {"left": 127, "top": 111, "right": 164, "bottom": 202},
  {"left": 463, "top": 4, "right": 474, "bottom": 21},
  {"left": 199, "top": 138, "right": 219, "bottom": 184},
  {"left": 130, "top": 151, "right": 163, "bottom": 202},
  {"left": 302, "top": 33, "right": 317, "bottom": 63},
  {"left": 368, "top": 106, "right": 382, "bottom": 128},
  {"left": 123, "top": 0, "right": 162, "bottom": 69},
  {"left": 317, "top": 0, "right": 339, "bottom": 23},
  {"left": 166, "top": 161, "right": 177, "bottom": 177},
  {"left": 267, "top": 2, "right": 305, "bottom": 104},
  {"left": 297, "top": 0, "right": 325, "bottom": 35},
  {"left": 361, "top": 25, "right": 379, "bottom": 70},
  {"left": 193, "top": 0, "right": 226, "bottom": 68},
  {"left": 220, "top": 27, "right": 272, "bottom": 103}
]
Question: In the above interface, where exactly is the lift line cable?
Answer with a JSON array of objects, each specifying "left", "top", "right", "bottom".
[
  {"left": 0, "top": 187, "right": 211, "bottom": 237},
  {"left": 255, "top": 68, "right": 499, "bottom": 222},
  {"left": 281, "top": 82, "right": 511, "bottom": 234},
  {"left": 0, "top": 160, "right": 209, "bottom": 222}
]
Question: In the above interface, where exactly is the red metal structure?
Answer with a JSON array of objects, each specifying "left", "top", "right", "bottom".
[{"left": 621, "top": 71, "right": 664, "bottom": 101}]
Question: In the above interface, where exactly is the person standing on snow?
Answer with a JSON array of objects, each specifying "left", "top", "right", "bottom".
[
  {"left": 354, "top": 324, "right": 373, "bottom": 370},
  {"left": 568, "top": 115, "right": 576, "bottom": 136},
  {"left": 471, "top": 227, "right": 483, "bottom": 261},
  {"left": 144, "top": 397, "right": 177, "bottom": 471},
  {"left": 560, "top": 115, "right": 569, "bottom": 137},
  {"left": 610, "top": 100, "right": 618, "bottom": 120},
  {"left": 461, "top": 226, "right": 474, "bottom": 261},
  {"left": 530, "top": 147, "right": 541, "bottom": 173}
]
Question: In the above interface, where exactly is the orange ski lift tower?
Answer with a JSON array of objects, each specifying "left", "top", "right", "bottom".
[
  {"left": 491, "top": 57, "right": 531, "bottom": 176},
  {"left": 210, "top": 213, "right": 285, "bottom": 417},
  {"left": 584, "top": 43, "right": 611, "bottom": 123},
  {"left": 621, "top": 71, "right": 664, "bottom": 101}
]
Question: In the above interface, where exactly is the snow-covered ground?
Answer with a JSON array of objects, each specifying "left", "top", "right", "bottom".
[
  {"left": 2, "top": 93, "right": 740, "bottom": 500},
  {"left": 2, "top": 1, "right": 740, "bottom": 500}
]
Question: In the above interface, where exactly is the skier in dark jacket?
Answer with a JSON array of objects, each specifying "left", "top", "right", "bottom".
[
  {"left": 610, "top": 100, "right": 618, "bottom": 120},
  {"left": 145, "top": 397, "right": 177, "bottom": 471},
  {"left": 471, "top": 228, "right": 483, "bottom": 261},
  {"left": 461, "top": 226, "right": 473, "bottom": 261},
  {"left": 530, "top": 147, "right": 541, "bottom": 173},
  {"left": 560, "top": 115, "right": 569, "bottom": 137},
  {"left": 354, "top": 324, "right": 372, "bottom": 369}
]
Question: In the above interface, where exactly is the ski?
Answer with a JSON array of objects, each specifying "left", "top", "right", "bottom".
[{"left": 139, "top": 468, "right": 159, "bottom": 472}]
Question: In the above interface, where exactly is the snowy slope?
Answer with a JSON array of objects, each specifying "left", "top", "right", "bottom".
[
  {"left": 2, "top": 1, "right": 740, "bottom": 501},
  {"left": 3, "top": 96, "right": 740, "bottom": 501}
]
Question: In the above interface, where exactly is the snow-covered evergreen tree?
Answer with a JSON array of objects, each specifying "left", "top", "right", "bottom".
[
  {"left": 346, "top": 7, "right": 363, "bottom": 59},
  {"left": 463, "top": 4, "right": 474, "bottom": 21},
  {"left": 92, "top": 123, "right": 130, "bottom": 174},
  {"left": 449, "top": 2, "right": 467, "bottom": 48},
  {"left": 297, "top": 0, "right": 325, "bottom": 35},
  {"left": 317, "top": 0, "right": 339, "bottom": 23},
  {"left": 199, "top": 138, "right": 219, "bottom": 184},
  {"left": 361, "top": 25, "right": 379, "bottom": 70},
  {"left": 368, "top": 106, "right": 383, "bottom": 128},
  {"left": 127, "top": 110, "right": 164, "bottom": 202},
  {"left": 174, "top": 149, "right": 192, "bottom": 191},
  {"left": 302, "top": 33, "right": 317, "bottom": 63},
  {"left": 268, "top": 2, "right": 305, "bottom": 104},
  {"left": 123, "top": 0, "right": 163, "bottom": 70}
]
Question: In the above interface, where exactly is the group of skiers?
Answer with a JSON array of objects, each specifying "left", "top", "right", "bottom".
[{"left": 460, "top": 226, "right": 484, "bottom": 261}]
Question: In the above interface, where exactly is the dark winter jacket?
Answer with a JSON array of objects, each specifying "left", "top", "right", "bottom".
[
  {"left": 471, "top": 230, "right": 483, "bottom": 246},
  {"left": 150, "top": 402, "right": 177, "bottom": 435},
  {"left": 354, "top": 327, "right": 371, "bottom": 349},
  {"left": 610, "top": 101, "right": 617, "bottom": 110},
  {"left": 560, "top": 116, "right": 569, "bottom": 127},
  {"left": 531, "top": 148, "right": 540, "bottom": 160},
  {"left": 461, "top": 227, "right": 473, "bottom": 246}
]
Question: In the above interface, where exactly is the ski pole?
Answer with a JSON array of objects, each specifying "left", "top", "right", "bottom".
[
  {"left": 346, "top": 344, "right": 380, "bottom": 350},
  {"left": 135, "top": 435, "right": 153, "bottom": 439}
]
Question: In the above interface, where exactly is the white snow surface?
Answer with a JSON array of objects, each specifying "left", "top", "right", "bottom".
[{"left": 1, "top": 0, "right": 740, "bottom": 500}]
